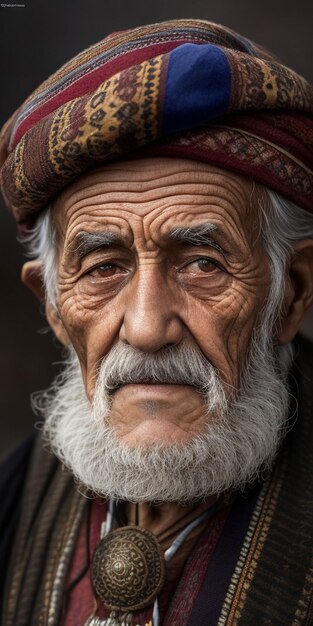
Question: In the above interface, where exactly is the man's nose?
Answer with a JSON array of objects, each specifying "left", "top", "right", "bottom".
[{"left": 119, "top": 265, "right": 184, "bottom": 352}]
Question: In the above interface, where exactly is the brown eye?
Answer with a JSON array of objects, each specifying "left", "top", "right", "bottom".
[
  {"left": 183, "top": 258, "right": 220, "bottom": 274},
  {"left": 197, "top": 259, "right": 218, "bottom": 272},
  {"left": 89, "top": 263, "right": 124, "bottom": 278}
]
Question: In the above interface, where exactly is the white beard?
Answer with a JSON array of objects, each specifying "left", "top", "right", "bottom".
[{"left": 36, "top": 317, "right": 293, "bottom": 503}]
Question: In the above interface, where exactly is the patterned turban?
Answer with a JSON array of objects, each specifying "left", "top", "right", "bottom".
[{"left": 1, "top": 19, "right": 313, "bottom": 228}]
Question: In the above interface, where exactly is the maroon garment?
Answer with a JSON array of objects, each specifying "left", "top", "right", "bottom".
[{"left": 62, "top": 497, "right": 234, "bottom": 625}]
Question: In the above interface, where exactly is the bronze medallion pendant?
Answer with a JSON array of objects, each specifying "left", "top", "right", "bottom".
[{"left": 91, "top": 526, "right": 165, "bottom": 612}]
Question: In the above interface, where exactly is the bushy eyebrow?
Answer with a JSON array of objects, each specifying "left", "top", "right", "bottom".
[
  {"left": 167, "top": 223, "right": 227, "bottom": 256},
  {"left": 67, "top": 230, "right": 125, "bottom": 263},
  {"left": 66, "top": 222, "right": 230, "bottom": 264}
]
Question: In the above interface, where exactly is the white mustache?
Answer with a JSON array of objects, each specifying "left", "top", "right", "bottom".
[{"left": 96, "top": 342, "right": 219, "bottom": 394}]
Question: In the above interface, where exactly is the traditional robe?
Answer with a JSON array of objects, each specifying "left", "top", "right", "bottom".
[{"left": 1, "top": 334, "right": 313, "bottom": 625}]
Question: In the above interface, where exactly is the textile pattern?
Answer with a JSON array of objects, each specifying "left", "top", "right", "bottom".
[
  {"left": 217, "top": 335, "right": 313, "bottom": 625},
  {"left": 2, "top": 337, "right": 313, "bottom": 625},
  {"left": 0, "top": 19, "right": 313, "bottom": 224}
]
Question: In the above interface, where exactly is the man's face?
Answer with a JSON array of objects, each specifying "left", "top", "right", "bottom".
[{"left": 54, "top": 157, "right": 271, "bottom": 448}]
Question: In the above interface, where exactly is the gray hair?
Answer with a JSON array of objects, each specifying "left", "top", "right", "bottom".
[
  {"left": 21, "top": 204, "right": 57, "bottom": 308},
  {"left": 27, "top": 186, "right": 313, "bottom": 500},
  {"left": 257, "top": 191, "right": 313, "bottom": 329},
  {"left": 21, "top": 188, "right": 313, "bottom": 339}
]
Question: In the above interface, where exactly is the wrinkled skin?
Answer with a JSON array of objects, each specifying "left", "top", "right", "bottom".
[
  {"left": 22, "top": 157, "right": 313, "bottom": 539},
  {"left": 50, "top": 159, "right": 272, "bottom": 446}
]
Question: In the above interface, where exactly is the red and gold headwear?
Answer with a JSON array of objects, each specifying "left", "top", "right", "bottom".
[{"left": 1, "top": 19, "right": 313, "bottom": 229}]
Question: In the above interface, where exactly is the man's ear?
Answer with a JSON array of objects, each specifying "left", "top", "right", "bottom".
[
  {"left": 21, "top": 260, "right": 45, "bottom": 301},
  {"left": 277, "top": 240, "right": 313, "bottom": 345},
  {"left": 21, "top": 260, "right": 70, "bottom": 347},
  {"left": 45, "top": 301, "right": 71, "bottom": 346}
]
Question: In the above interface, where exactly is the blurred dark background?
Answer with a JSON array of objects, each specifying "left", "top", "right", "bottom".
[{"left": 0, "top": 0, "right": 312, "bottom": 459}]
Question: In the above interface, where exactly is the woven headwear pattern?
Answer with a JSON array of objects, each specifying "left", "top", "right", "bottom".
[{"left": 0, "top": 19, "right": 313, "bottom": 226}]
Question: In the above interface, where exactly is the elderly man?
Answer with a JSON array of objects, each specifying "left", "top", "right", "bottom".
[{"left": 0, "top": 18, "right": 313, "bottom": 626}]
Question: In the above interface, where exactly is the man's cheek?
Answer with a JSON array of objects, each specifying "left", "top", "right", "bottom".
[{"left": 185, "top": 299, "right": 252, "bottom": 389}]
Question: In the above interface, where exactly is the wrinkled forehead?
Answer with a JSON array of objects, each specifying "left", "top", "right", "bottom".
[{"left": 53, "top": 157, "right": 260, "bottom": 249}]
